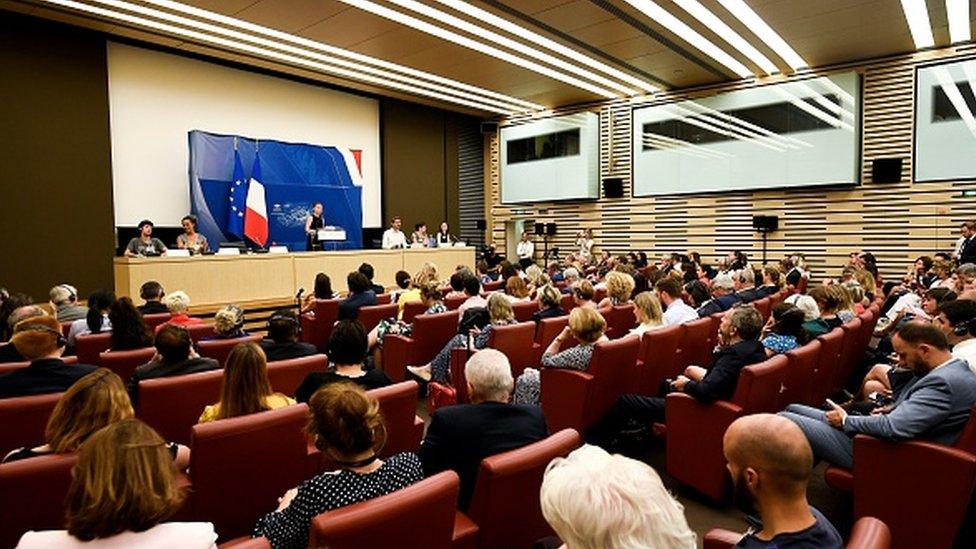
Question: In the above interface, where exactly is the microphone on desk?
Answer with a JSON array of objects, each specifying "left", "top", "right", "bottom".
[{"left": 295, "top": 288, "right": 305, "bottom": 310}]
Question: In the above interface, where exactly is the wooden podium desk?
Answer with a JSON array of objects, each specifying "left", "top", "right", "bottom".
[{"left": 114, "top": 247, "right": 476, "bottom": 310}]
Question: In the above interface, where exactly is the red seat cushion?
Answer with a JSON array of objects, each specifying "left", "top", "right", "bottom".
[{"left": 0, "top": 453, "right": 78, "bottom": 548}]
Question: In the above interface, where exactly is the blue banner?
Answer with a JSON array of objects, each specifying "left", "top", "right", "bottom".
[{"left": 188, "top": 131, "right": 363, "bottom": 250}]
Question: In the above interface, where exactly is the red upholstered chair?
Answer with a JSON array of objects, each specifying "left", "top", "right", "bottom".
[
  {"left": 190, "top": 405, "right": 309, "bottom": 539},
  {"left": 383, "top": 310, "right": 459, "bottom": 382},
  {"left": 484, "top": 280, "right": 504, "bottom": 292},
  {"left": 401, "top": 300, "right": 428, "bottom": 323},
  {"left": 449, "top": 322, "right": 539, "bottom": 403},
  {"left": 677, "top": 317, "right": 714, "bottom": 370},
  {"left": 559, "top": 294, "right": 575, "bottom": 313},
  {"left": 74, "top": 331, "right": 112, "bottom": 365},
  {"left": 136, "top": 369, "right": 223, "bottom": 445},
  {"left": 218, "top": 537, "right": 272, "bottom": 549},
  {"left": 300, "top": 299, "right": 340, "bottom": 351},
  {"left": 466, "top": 429, "right": 581, "bottom": 548},
  {"left": 634, "top": 324, "right": 684, "bottom": 395},
  {"left": 59, "top": 321, "right": 73, "bottom": 339},
  {"left": 445, "top": 295, "right": 468, "bottom": 311},
  {"left": 823, "top": 407, "right": 976, "bottom": 549},
  {"left": 780, "top": 340, "right": 822, "bottom": 408},
  {"left": 533, "top": 315, "right": 571, "bottom": 365},
  {"left": 185, "top": 323, "right": 217, "bottom": 343},
  {"left": 511, "top": 301, "right": 538, "bottom": 323},
  {"left": 142, "top": 312, "right": 172, "bottom": 331},
  {"left": 602, "top": 304, "right": 637, "bottom": 340},
  {"left": 811, "top": 328, "right": 845, "bottom": 405},
  {"left": 357, "top": 303, "right": 398, "bottom": 333},
  {"left": 833, "top": 317, "right": 863, "bottom": 393},
  {"left": 540, "top": 336, "right": 641, "bottom": 434},
  {"left": 376, "top": 293, "right": 392, "bottom": 305},
  {"left": 752, "top": 297, "right": 771, "bottom": 321},
  {"left": 98, "top": 347, "right": 155, "bottom": 382},
  {"left": 0, "top": 391, "right": 62, "bottom": 457},
  {"left": 593, "top": 287, "right": 607, "bottom": 303},
  {"left": 267, "top": 354, "right": 327, "bottom": 395},
  {"left": 665, "top": 354, "right": 788, "bottom": 502},
  {"left": 0, "top": 454, "right": 78, "bottom": 548},
  {"left": 197, "top": 335, "right": 263, "bottom": 367},
  {"left": 0, "top": 356, "right": 78, "bottom": 376},
  {"left": 309, "top": 471, "right": 478, "bottom": 549},
  {"left": 795, "top": 274, "right": 809, "bottom": 294},
  {"left": 704, "top": 517, "right": 891, "bottom": 549}
]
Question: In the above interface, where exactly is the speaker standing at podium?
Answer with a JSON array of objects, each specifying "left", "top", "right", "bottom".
[
  {"left": 517, "top": 231, "right": 535, "bottom": 270},
  {"left": 305, "top": 202, "right": 325, "bottom": 251}
]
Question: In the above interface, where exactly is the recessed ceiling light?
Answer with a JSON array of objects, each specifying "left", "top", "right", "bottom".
[
  {"left": 621, "top": 0, "right": 753, "bottom": 78},
  {"left": 672, "top": 0, "right": 778, "bottom": 75},
  {"left": 897, "top": 0, "right": 936, "bottom": 49},
  {"left": 947, "top": 0, "right": 971, "bottom": 44},
  {"left": 716, "top": 0, "right": 807, "bottom": 70}
]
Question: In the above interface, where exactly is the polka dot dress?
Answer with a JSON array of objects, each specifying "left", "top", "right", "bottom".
[{"left": 253, "top": 452, "right": 423, "bottom": 548}]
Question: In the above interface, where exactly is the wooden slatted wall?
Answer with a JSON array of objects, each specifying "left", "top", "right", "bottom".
[
  {"left": 487, "top": 44, "right": 976, "bottom": 281},
  {"left": 458, "top": 120, "right": 485, "bottom": 246}
]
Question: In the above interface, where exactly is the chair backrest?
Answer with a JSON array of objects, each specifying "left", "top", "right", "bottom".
[
  {"left": 511, "top": 301, "right": 539, "bottom": 323},
  {"left": 752, "top": 297, "right": 772, "bottom": 321},
  {"left": 0, "top": 356, "right": 79, "bottom": 376},
  {"left": 197, "top": 334, "right": 263, "bottom": 367},
  {"left": 812, "top": 328, "right": 846, "bottom": 405},
  {"left": 467, "top": 429, "right": 582, "bottom": 548},
  {"left": 309, "top": 471, "right": 460, "bottom": 549},
  {"left": 487, "top": 322, "right": 538, "bottom": 378},
  {"left": 142, "top": 312, "right": 172, "bottom": 330},
  {"left": 535, "top": 315, "right": 570, "bottom": 349},
  {"left": 602, "top": 304, "right": 637, "bottom": 340},
  {"left": 98, "top": 347, "right": 156, "bottom": 382},
  {"left": 376, "top": 293, "right": 392, "bottom": 305},
  {"left": 781, "top": 340, "right": 823, "bottom": 407},
  {"left": 636, "top": 324, "right": 684, "bottom": 396},
  {"left": 369, "top": 380, "right": 422, "bottom": 457},
  {"left": 401, "top": 300, "right": 428, "bottom": 323},
  {"left": 74, "top": 331, "right": 112, "bottom": 365},
  {"left": 593, "top": 287, "right": 607, "bottom": 303},
  {"left": 847, "top": 517, "right": 892, "bottom": 549},
  {"left": 559, "top": 294, "right": 575, "bottom": 313},
  {"left": 796, "top": 275, "right": 809, "bottom": 294},
  {"left": 484, "top": 280, "right": 504, "bottom": 292},
  {"left": 953, "top": 406, "right": 976, "bottom": 454},
  {"left": 0, "top": 453, "right": 78, "bottom": 548},
  {"left": 136, "top": 369, "right": 223, "bottom": 445},
  {"left": 0, "top": 392, "right": 62, "bottom": 457},
  {"left": 731, "top": 354, "right": 789, "bottom": 414},
  {"left": 583, "top": 336, "right": 641, "bottom": 428},
  {"left": 59, "top": 321, "right": 73, "bottom": 339},
  {"left": 444, "top": 295, "right": 468, "bottom": 311},
  {"left": 678, "top": 317, "right": 714, "bottom": 369},
  {"left": 357, "top": 303, "right": 398, "bottom": 333},
  {"left": 834, "top": 317, "right": 864, "bottom": 393},
  {"left": 302, "top": 299, "right": 340, "bottom": 350},
  {"left": 185, "top": 323, "right": 217, "bottom": 343},
  {"left": 267, "top": 354, "right": 328, "bottom": 396},
  {"left": 190, "top": 405, "right": 309, "bottom": 539},
  {"left": 405, "top": 311, "right": 459, "bottom": 364}
]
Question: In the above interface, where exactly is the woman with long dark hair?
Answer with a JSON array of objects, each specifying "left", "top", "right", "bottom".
[
  {"left": 108, "top": 297, "right": 152, "bottom": 351},
  {"left": 67, "top": 289, "right": 115, "bottom": 347}
]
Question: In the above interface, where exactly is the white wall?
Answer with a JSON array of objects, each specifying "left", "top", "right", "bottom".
[{"left": 107, "top": 42, "right": 382, "bottom": 228}]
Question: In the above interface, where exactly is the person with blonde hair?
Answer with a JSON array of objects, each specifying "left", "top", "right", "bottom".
[
  {"left": 629, "top": 291, "right": 664, "bottom": 337},
  {"left": 210, "top": 304, "right": 247, "bottom": 339},
  {"left": 540, "top": 445, "right": 696, "bottom": 549},
  {"left": 598, "top": 271, "right": 635, "bottom": 309},
  {"left": 254, "top": 383, "right": 423, "bottom": 548},
  {"left": 155, "top": 291, "right": 203, "bottom": 333},
  {"left": 852, "top": 267, "right": 877, "bottom": 299},
  {"left": 514, "top": 307, "right": 607, "bottom": 405},
  {"left": 369, "top": 282, "right": 446, "bottom": 350},
  {"left": 16, "top": 419, "right": 215, "bottom": 547},
  {"left": 534, "top": 284, "right": 567, "bottom": 322},
  {"left": 198, "top": 343, "right": 295, "bottom": 423},
  {"left": 395, "top": 263, "right": 440, "bottom": 317},
  {"left": 408, "top": 293, "right": 517, "bottom": 383},
  {"left": 504, "top": 276, "right": 531, "bottom": 303},
  {"left": 572, "top": 279, "right": 598, "bottom": 310}
]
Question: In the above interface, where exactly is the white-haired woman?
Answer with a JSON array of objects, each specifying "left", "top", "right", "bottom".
[{"left": 155, "top": 291, "right": 203, "bottom": 333}]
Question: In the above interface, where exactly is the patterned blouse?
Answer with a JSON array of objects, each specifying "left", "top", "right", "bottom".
[
  {"left": 762, "top": 333, "right": 799, "bottom": 355},
  {"left": 541, "top": 343, "right": 596, "bottom": 371}
]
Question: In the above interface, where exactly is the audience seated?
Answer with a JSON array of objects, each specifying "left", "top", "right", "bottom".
[
  {"left": 539, "top": 445, "right": 696, "bottom": 549},
  {"left": 504, "top": 276, "right": 532, "bottom": 303},
  {"left": 0, "top": 316, "right": 96, "bottom": 398},
  {"left": 358, "top": 262, "right": 385, "bottom": 295},
  {"left": 338, "top": 272, "right": 378, "bottom": 321},
  {"left": 629, "top": 291, "right": 665, "bottom": 337},
  {"left": 935, "top": 298, "right": 976, "bottom": 369},
  {"left": 444, "top": 271, "right": 467, "bottom": 300},
  {"left": 696, "top": 274, "right": 741, "bottom": 318},
  {"left": 198, "top": 342, "right": 295, "bottom": 423},
  {"left": 420, "top": 349, "right": 547, "bottom": 509},
  {"left": 0, "top": 305, "right": 46, "bottom": 363},
  {"left": 252, "top": 382, "right": 423, "bottom": 548},
  {"left": 368, "top": 282, "right": 446, "bottom": 350},
  {"left": 758, "top": 266, "right": 783, "bottom": 297},
  {"left": 300, "top": 272, "right": 336, "bottom": 315},
  {"left": 15, "top": 419, "right": 216, "bottom": 548},
  {"left": 457, "top": 273, "right": 487, "bottom": 313},
  {"left": 657, "top": 277, "right": 698, "bottom": 326},
  {"left": 560, "top": 267, "right": 580, "bottom": 294},
  {"left": 210, "top": 304, "right": 248, "bottom": 340},
  {"left": 570, "top": 279, "right": 598, "bottom": 310},
  {"left": 396, "top": 263, "right": 439, "bottom": 315},
  {"left": 781, "top": 323, "right": 976, "bottom": 469},
  {"left": 67, "top": 289, "right": 114, "bottom": 347},
  {"left": 514, "top": 307, "right": 608, "bottom": 406},
  {"left": 534, "top": 284, "right": 567, "bottom": 322},
  {"left": 296, "top": 320, "right": 391, "bottom": 403},
  {"left": 154, "top": 291, "right": 202, "bottom": 333},
  {"left": 722, "top": 414, "right": 842, "bottom": 548},
  {"left": 49, "top": 284, "right": 87, "bottom": 322},
  {"left": 734, "top": 269, "right": 762, "bottom": 303},
  {"left": 831, "top": 284, "right": 858, "bottom": 323},
  {"left": 587, "top": 306, "right": 765, "bottom": 448},
  {"left": 784, "top": 294, "right": 821, "bottom": 340},
  {"left": 260, "top": 310, "right": 317, "bottom": 362},
  {"left": 107, "top": 297, "right": 153, "bottom": 351},
  {"left": 0, "top": 292, "right": 33, "bottom": 342},
  {"left": 127, "top": 325, "right": 219, "bottom": 402},
  {"left": 682, "top": 279, "right": 710, "bottom": 309},
  {"left": 137, "top": 281, "right": 168, "bottom": 315},
  {"left": 597, "top": 271, "right": 634, "bottom": 308},
  {"left": 761, "top": 303, "right": 805, "bottom": 357}
]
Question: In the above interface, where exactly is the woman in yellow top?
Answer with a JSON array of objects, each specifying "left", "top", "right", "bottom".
[
  {"left": 396, "top": 262, "right": 439, "bottom": 318},
  {"left": 198, "top": 342, "right": 295, "bottom": 423}
]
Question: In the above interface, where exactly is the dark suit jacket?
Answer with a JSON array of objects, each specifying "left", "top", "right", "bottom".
[
  {"left": 127, "top": 356, "right": 220, "bottom": 403},
  {"left": 420, "top": 401, "right": 548, "bottom": 509},
  {"left": 684, "top": 339, "right": 766, "bottom": 403},
  {"left": 260, "top": 340, "right": 318, "bottom": 363},
  {"left": 0, "top": 343, "right": 24, "bottom": 364},
  {"left": 962, "top": 237, "right": 976, "bottom": 265},
  {"left": 338, "top": 290, "right": 378, "bottom": 320},
  {"left": 0, "top": 358, "right": 97, "bottom": 399},
  {"left": 757, "top": 285, "right": 779, "bottom": 297},
  {"left": 737, "top": 288, "right": 762, "bottom": 303},
  {"left": 697, "top": 294, "right": 741, "bottom": 318},
  {"left": 368, "top": 283, "right": 385, "bottom": 295},
  {"left": 138, "top": 301, "right": 169, "bottom": 315},
  {"left": 532, "top": 306, "right": 567, "bottom": 323}
]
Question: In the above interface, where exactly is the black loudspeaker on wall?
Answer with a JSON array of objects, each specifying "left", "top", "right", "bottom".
[
  {"left": 480, "top": 121, "right": 499, "bottom": 134},
  {"left": 534, "top": 223, "right": 545, "bottom": 236},
  {"left": 871, "top": 158, "right": 903, "bottom": 183},
  {"left": 602, "top": 177, "right": 624, "bottom": 198},
  {"left": 546, "top": 223, "right": 557, "bottom": 237},
  {"left": 476, "top": 219, "right": 487, "bottom": 231},
  {"left": 752, "top": 215, "right": 779, "bottom": 232}
]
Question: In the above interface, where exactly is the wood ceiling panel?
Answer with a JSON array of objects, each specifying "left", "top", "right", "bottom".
[
  {"left": 531, "top": 0, "right": 616, "bottom": 32},
  {"left": 569, "top": 18, "right": 645, "bottom": 47},
  {"left": 234, "top": 0, "right": 348, "bottom": 32},
  {"left": 180, "top": 0, "right": 261, "bottom": 16},
  {"left": 347, "top": 27, "right": 449, "bottom": 59},
  {"left": 297, "top": 7, "right": 403, "bottom": 47}
]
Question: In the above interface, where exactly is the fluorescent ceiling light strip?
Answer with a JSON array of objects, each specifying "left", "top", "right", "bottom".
[
  {"left": 39, "top": 0, "right": 519, "bottom": 113},
  {"left": 680, "top": 102, "right": 807, "bottom": 148},
  {"left": 716, "top": 0, "right": 807, "bottom": 70},
  {"left": 337, "top": 0, "right": 618, "bottom": 98},
  {"left": 774, "top": 88, "right": 854, "bottom": 132},
  {"left": 622, "top": 0, "right": 752, "bottom": 78},
  {"left": 934, "top": 66, "right": 976, "bottom": 137},
  {"left": 947, "top": 0, "right": 971, "bottom": 44},
  {"left": 87, "top": 0, "right": 529, "bottom": 113},
  {"left": 643, "top": 133, "right": 732, "bottom": 158},
  {"left": 141, "top": 0, "right": 541, "bottom": 110},
  {"left": 436, "top": 0, "right": 658, "bottom": 93},
  {"left": 387, "top": 0, "right": 636, "bottom": 95},
  {"left": 898, "top": 0, "right": 936, "bottom": 49},
  {"left": 673, "top": 0, "right": 777, "bottom": 75}
]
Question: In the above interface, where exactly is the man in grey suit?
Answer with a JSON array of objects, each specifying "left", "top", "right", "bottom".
[{"left": 781, "top": 322, "right": 976, "bottom": 469}]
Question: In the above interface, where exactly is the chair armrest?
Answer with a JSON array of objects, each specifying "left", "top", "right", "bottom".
[
  {"left": 382, "top": 334, "right": 414, "bottom": 383},
  {"left": 540, "top": 369, "right": 594, "bottom": 433},
  {"left": 450, "top": 347, "right": 474, "bottom": 403},
  {"left": 702, "top": 528, "right": 742, "bottom": 549},
  {"left": 218, "top": 536, "right": 272, "bottom": 549},
  {"left": 410, "top": 416, "right": 424, "bottom": 451}
]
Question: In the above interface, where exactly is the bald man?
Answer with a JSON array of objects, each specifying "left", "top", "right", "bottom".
[
  {"left": 0, "top": 305, "right": 47, "bottom": 363},
  {"left": 724, "top": 414, "right": 842, "bottom": 548}
]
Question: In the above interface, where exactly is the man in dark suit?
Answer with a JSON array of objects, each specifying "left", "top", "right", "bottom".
[
  {"left": 697, "top": 274, "right": 742, "bottom": 317},
  {"left": 260, "top": 309, "right": 318, "bottom": 362},
  {"left": 420, "top": 349, "right": 548, "bottom": 509},
  {"left": 959, "top": 222, "right": 976, "bottom": 265},
  {"left": 127, "top": 324, "right": 219, "bottom": 403},
  {"left": 137, "top": 280, "right": 168, "bottom": 315},
  {"left": 358, "top": 263, "right": 386, "bottom": 295},
  {"left": 0, "top": 316, "right": 96, "bottom": 398},
  {"left": 338, "top": 271, "right": 378, "bottom": 321},
  {"left": 735, "top": 268, "right": 762, "bottom": 303}
]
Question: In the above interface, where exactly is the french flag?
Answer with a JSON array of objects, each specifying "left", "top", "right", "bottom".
[{"left": 244, "top": 153, "right": 269, "bottom": 247}]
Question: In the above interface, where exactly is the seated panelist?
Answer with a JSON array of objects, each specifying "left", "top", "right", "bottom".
[
  {"left": 176, "top": 214, "right": 209, "bottom": 254},
  {"left": 124, "top": 219, "right": 168, "bottom": 257}
]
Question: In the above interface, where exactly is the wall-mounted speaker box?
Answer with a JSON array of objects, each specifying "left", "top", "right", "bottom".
[
  {"left": 871, "top": 158, "right": 903, "bottom": 183},
  {"left": 476, "top": 219, "right": 487, "bottom": 231},
  {"left": 752, "top": 215, "right": 779, "bottom": 232},
  {"left": 534, "top": 222, "right": 545, "bottom": 236},
  {"left": 546, "top": 222, "right": 557, "bottom": 236},
  {"left": 602, "top": 177, "right": 624, "bottom": 198},
  {"left": 480, "top": 121, "right": 499, "bottom": 134}
]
